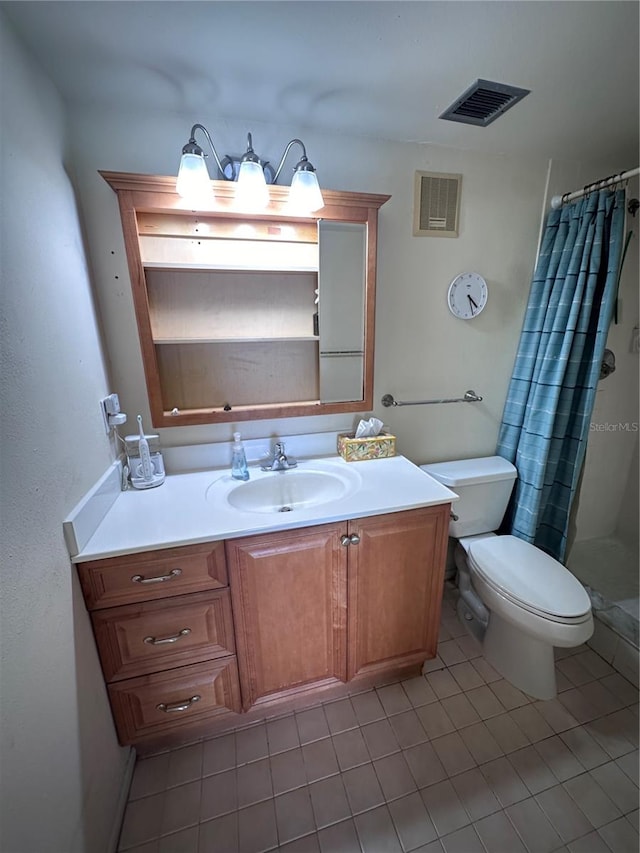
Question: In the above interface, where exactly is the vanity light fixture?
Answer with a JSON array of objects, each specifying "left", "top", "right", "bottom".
[{"left": 176, "top": 124, "right": 324, "bottom": 212}]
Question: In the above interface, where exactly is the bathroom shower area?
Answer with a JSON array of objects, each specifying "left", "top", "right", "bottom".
[
  {"left": 565, "top": 177, "right": 639, "bottom": 682},
  {"left": 495, "top": 167, "right": 639, "bottom": 686},
  {"left": 568, "top": 395, "right": 639, "bottom": 670}
]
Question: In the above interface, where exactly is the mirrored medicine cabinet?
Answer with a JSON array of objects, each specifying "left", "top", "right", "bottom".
[{"left": 102, "top": 172, "right": 390, "bottom": 427}]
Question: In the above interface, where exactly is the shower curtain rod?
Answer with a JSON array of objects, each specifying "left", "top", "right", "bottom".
[{"left": 550, "top": 167, "right": 640, "bottom": 209}]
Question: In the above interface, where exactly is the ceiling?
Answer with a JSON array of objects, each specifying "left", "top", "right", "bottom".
[{"left": 3, "top": 1, "right": 639, "bottom": 163}]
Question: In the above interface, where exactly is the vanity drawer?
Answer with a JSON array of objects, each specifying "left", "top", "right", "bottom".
[
  {"left": 108, "top": 657, "right": 242, "bottom": 745},
  {"left": 78, "top": 541, "right": 227, "bottom": 610},
  {"left": 91, "top": 589, "right": 236, "bottom": 682}
]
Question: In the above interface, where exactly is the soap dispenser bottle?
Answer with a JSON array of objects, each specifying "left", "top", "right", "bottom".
[{"left": 231, "top": 432, "right": 250, "bottom": 481}]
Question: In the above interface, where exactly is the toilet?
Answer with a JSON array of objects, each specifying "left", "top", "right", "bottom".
[{"left": 421, "top": 456, "right": 593, "bottom": 700}]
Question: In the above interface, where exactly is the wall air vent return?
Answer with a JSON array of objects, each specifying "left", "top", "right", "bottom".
[
  {"left": 440, "top": 79, "right": 530, "bottom": 127},
  {"left": 413, "top": 171, "right": 461, "bottom": 237}
]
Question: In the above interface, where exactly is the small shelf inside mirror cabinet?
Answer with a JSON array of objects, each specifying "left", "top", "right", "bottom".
[
  {"left": 154, "top": 337, "right": 320, "bottom": 344},
  {"left": 146, "top": 267, "right": 318, "bottom": 345}
]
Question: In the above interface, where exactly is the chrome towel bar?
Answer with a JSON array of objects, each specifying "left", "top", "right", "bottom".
[{"left": 381, "top": 390, "right": 483, "bottom": 407}]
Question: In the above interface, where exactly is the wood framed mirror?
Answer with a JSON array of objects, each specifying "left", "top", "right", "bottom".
[{"left": 102, "top": 172, "right": 389, "bottom": 427}]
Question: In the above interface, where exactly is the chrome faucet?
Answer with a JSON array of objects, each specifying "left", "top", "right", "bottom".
[{"left": 261, "top": 442, "right": 297, "bottom": 471}]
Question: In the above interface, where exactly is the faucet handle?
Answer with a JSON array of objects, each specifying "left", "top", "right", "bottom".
[{"left": 260, "top": 441, "right": 297, "bottom": 470}]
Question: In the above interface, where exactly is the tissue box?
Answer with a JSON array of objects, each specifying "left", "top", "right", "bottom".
[{"left": 337, "top": 432, "right": 396, "bottom": 462}]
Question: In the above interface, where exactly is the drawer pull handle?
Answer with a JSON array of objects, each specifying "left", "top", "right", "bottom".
[
  {"left": 144, "top": 628, "right": 191, "bottom": 646},
  {"left": 157, "top": 695, "right": 201, "bottom": 713},
  {"left": 131, "top": 568, "right": 182, "bottom": 584}
]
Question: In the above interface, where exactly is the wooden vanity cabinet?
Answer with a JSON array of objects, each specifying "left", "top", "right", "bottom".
[
  {"left": 77, "top": 541, "right": 241, "bottom": 746},
  {"left": 77, "top": 503, "right": 449, "bottom": 746},
  {"left": 226, "top": 505, "right": 450, "bottom": 711}
]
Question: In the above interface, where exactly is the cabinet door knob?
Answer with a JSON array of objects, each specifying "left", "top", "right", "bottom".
[
  {"left": 340, "top": 533, "right": 360, "bottom": 546},
  {"left": 131, "top": 568, "right": 182, "bottom": 584},
  {"left": 144, "top": 628, "right": 191, "bottom": 646},
  {"left": 156, "top": 695, "right": 200, "bottom": 713},
  {"left": 349, "top": 533, "right": 360, "bottom": 545}
]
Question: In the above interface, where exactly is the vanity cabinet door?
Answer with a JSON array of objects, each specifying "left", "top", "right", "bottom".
[
  {"left": 227, "top": 523, "right": 347, "bottom": 711},
  {"left": 347, "top": 506, "right": 450, "bottom": 681},
  {"left": 78, "top": 541, "right": 228, "bottom": 610}
]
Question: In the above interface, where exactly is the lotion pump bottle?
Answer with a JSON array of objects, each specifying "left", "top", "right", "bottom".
[{"left": 231, "top": 432, "right": 250, "bottom": 481}]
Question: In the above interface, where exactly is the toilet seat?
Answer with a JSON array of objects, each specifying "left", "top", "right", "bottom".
[{"left": 468, "top": 535, "right": 591, "bottom": 622}]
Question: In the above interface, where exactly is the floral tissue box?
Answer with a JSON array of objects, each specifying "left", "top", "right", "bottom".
[{"left": 337, "top": 432, "right": 397, "bottom": 462}]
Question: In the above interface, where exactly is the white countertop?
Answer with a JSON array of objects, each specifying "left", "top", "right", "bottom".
[{"left": 70, "top": 455, "right": 457, "bottom": 563}]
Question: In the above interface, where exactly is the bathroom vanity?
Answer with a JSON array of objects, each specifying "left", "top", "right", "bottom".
[{"left": 71, "top": 456, "right": 455, "bottom": 749}]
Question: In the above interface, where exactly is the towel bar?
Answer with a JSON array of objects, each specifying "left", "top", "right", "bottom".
[{"left": 381, "top": 390, "right": 483, "bottom": 407}]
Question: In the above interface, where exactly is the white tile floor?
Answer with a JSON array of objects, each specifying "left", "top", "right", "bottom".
[{"left": 118, "top": 585, "right": 639, "bottom": 853}]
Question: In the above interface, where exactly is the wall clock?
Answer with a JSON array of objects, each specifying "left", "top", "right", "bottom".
[{"left": 447, "top": 272, "right": 488, "bottom": 319}]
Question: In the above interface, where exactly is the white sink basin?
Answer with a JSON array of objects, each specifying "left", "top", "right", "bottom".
[{"left": 219, "top": 464, "right": 362, "bottom": 514}]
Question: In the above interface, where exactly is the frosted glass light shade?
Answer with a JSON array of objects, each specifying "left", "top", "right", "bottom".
[
  {"left": 176, "top": 152, "right": 212, "bottom": 199},
  {"left": 236, "top": 160, "right": 269, "bottom": 210},
  {"left": 289, "top": 170, "right": 324, "bottom": 213}
]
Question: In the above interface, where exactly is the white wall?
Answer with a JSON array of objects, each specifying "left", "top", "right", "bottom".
[
  {"left": 69, "top": 105, "right": 549, "bottom": 464},
  {"left": 0, "top": 14, "right": 130, "bottom": 853},
  {"left": 70, "top": 106, "right": 637, "bottom": 550}
]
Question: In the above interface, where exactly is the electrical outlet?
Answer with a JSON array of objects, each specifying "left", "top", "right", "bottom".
[{"left": 100, "top": 394, "right": 122, "bottom": 434}]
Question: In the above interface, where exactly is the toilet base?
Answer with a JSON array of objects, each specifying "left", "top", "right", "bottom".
[
  {"left": 483, "top": 611, "right": 557, "bottom": 700},
  {"left": 456, "top": 597, "right": 486, "bottom": 645}
]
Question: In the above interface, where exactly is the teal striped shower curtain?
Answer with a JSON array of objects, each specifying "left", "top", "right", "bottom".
[{"left": 496, "top": 189, "right": 626, "bottom": 562}]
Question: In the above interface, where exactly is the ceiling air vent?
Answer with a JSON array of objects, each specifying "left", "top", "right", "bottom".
[
  {"left": 413, "top": 171, "right": 461, "bottom": 238},
  {"left": 440, "top": 79, "right": 530, "bottom": 127}
]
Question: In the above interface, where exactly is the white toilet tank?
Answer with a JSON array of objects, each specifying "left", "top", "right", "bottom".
[{"left": 421, "top": 456, "right": 517, "bottom": 538}]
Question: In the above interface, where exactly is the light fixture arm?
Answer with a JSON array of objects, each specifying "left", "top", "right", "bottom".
[
  {"left": 241, "top": 133, "right": 260, "bottom": 164},
  {"left": 273, "top": 138, "right": 312, "bottom": 184},
  {"left": 184, "top": 123, "right": 227, "bottom": 179}
]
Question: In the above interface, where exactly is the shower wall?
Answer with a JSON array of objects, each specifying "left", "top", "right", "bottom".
[{"left": 617, "top": 435, "right": 639, "bottom": 548}]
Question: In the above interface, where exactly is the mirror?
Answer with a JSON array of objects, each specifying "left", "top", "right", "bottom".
[
  {"left": 318, "top": 222, "right": 367, "bottom": 403},
  {"left": 101, "top": 172, "right": 389, "bottom": 427}
]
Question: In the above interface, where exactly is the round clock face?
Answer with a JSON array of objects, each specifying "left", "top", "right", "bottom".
[{"left": 447, "top": 273, "right": 488, "bottom": 319}]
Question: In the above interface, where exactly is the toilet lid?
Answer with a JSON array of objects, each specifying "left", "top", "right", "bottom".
[{"left": 468, "top": 535, "right": 591, "bottom": 618}]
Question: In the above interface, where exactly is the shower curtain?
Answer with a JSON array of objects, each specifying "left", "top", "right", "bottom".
[{"left": 496, "top": 188, "right": 626, "bottom": 562}]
